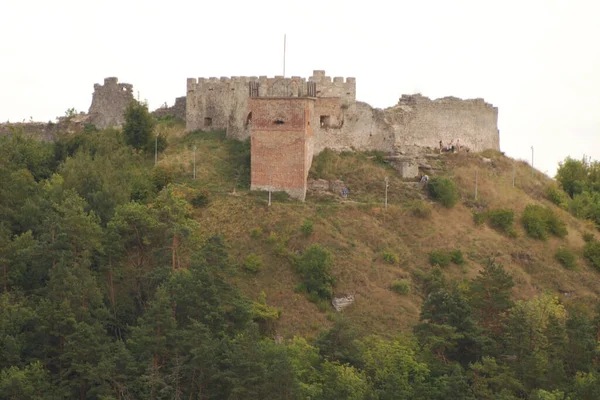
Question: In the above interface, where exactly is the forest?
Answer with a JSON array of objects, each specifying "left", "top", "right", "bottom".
[{"left": 2, "top": 102, "right": 600, "bottom": 399}]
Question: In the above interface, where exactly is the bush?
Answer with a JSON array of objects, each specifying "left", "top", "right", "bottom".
[
  {"left": 429, "top": 250, "right": 451, "bottom": 267},
  {"left": 295, "top": 244, "right": 335, "bottom": 300},
  {"left": 546, "top": 184, "right": 570, "bottom": 209},
  {"left": 449, "top": 249, "right": 465, "bottom": 265},
  {"left": 390, "top": 279, "right": 411, "bottom": 295},
  {"left": 301, "top": 219, "right": 314, "bottom": 237},
  {"left": 429, "top": 249, "right": 464, "bottom": 267},
  {"left": 522, "top": 204, "right": 567, "bottom": 240},
  {"left": 409, "top": 200, "right": 432, "bottom": 219},
  {"left": 583, "top": 232, "right": 595, "bottom": 243},
  {"left": 473, "top": 212, "right": 487, "bottom": 226},
  {"left": 382, "top": 251, "right": 399, "bottom": 265},
  {"left": 487, "top": 209, "right": 514, "bottom": 232},
  {"left": 190, "top": 189, "right": 210, "bottom": 208},
  {"left": 555, "top": 247, "right": 576, "bottom": 269},
  {"left": 152, "top": 164, "right": 175, "bottom": 190},
  {"left": 250, "top": 226, "right": 263, "bottom": 239},
  {"left": 427, "top": 177, "right": 459, "bottom": 208},
  {"left": 243, "top": 253, "right": 263, "bottom": 273},
  {"left": 583, "top": 240, "right": 600, "bottom": 271}
]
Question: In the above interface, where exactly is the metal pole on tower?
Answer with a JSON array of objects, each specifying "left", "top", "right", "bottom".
[{"left": 283, "top": 34, "right": 286, "bottom": 77}]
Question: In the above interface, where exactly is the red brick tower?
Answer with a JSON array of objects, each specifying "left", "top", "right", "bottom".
[{"left": 248, "top": 82, "right": 316, "bottom": 200}]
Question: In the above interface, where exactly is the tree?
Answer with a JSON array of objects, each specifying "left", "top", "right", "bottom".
[
  {"left": 123, "top": 100, "right": 157, "bottom": 152},
  {"left": 469, "top": 260, "right": 514, "bottom": 337},
  {"left": 360, "top": 335, "right": 429, "bottom": 400},
  {"left": 556, "top": 156, "right": 588, "bottom": 198},
  {"left": 295, "top": 244, "right": 335, "bottom": 300}
]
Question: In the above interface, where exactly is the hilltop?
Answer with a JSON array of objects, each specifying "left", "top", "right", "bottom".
[
  {"left": 155, "top": 120, "right": 598, "bottom": 339},
  {"left": 5, "top": 114, "right": 600, "bottom": 399}
]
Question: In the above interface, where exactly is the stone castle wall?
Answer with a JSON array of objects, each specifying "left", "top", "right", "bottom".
[
  {"left": 152, "top": 96, "right": 187, "bottom": 121},
  {"left": 387, "top": 94, "right": 499, "bottom": 153},
  {"left": 185, "top": 70, "right": 499, "bottom": 157},
  {"left": 88, "top": 77, "right": 134, "bottom": 129}
]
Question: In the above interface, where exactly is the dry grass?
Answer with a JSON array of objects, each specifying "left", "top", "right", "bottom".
[{"left": 158, "top": 128, "right": 600, "bottom": 338}]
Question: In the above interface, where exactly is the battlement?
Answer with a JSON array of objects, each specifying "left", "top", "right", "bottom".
[{"left": 187, "top": 70, "right": 355, "bottom": 101}]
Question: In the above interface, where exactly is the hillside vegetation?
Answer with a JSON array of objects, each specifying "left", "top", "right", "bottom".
[{"left": 2, "top": 106, "right": 600, "bottom": 399}]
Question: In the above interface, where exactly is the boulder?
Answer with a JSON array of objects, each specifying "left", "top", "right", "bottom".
[{"left": 331, "top": 295, "right": 355, "bottom": 312}]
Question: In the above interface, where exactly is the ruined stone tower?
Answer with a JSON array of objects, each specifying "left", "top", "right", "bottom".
[
  {"left": 88, "top": 77, "right": 133, "bottom": 129},
  {"left": 248, "top": 82, "right": 317, "bottom": 200}
]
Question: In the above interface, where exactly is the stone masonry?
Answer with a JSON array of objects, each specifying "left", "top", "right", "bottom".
[
  {"left": 88, "top": 77, "right": 134, "bottom": 129},
  {"left": 185, "top": 70, "right": 500, "bottom": 157}
]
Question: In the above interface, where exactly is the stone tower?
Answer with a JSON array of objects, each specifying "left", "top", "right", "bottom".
[
  {"left": 88, "top": 77, "right": 134, "bottom": 129},
  {"left": 248, "top": 82, "right": 317, "bottom": 201}
]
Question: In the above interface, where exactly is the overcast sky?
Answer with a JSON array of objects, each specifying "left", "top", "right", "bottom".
[{"left": 1, "top": 0, "right": 599, "bottom": 176}]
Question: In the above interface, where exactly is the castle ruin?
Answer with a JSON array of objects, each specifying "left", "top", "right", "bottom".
[
  {"left": 88, "top": 77, "right": 134, "bottom": 129},
  {"left": 0, "top": 70, "right": 500, "bottom": 201},
  {"left": 185, "top": 70, "right": 499, "bottom": 199}
]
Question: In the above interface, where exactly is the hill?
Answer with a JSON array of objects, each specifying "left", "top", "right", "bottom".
[
  {"left": 3, "top": 115, "right": 600, "bottom": 399},
  {"left": 155, "top": 121, "right": 599, "bottom": 339}
]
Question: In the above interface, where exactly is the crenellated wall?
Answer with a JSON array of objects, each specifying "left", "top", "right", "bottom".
[{"left": 184, "top": 70, "right": 498, "bottom": 157}]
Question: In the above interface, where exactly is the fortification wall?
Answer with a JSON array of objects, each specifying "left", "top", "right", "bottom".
[
  {"left": 153, "top": 96, "right": 187, "bottom": 121},
  {"left": 88, "top": 77, "right": 134, "bottom": 129},
  {"left": 312, "top": 101, "right": 395, "bottom": 154},
  {"left": 385, "top": 94, "right": 499, "bottom": 153}
]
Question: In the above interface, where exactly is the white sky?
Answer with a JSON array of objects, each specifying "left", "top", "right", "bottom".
[{"left": 1, "top": 0, "right": 599, "bottom": 177}]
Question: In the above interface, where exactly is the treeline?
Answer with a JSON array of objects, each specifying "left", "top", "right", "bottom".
[{"left": 2, "top": 118, "right": 600, "bottom": 399}]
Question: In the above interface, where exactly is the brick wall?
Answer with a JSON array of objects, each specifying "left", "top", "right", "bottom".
[{"left": 249, "top": 98, "right": 314, "bottom": 200}]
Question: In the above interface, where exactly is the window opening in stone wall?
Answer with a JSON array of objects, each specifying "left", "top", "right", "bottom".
[
  {"left": 274, "top": 119, "right": 285, "bottom": 125},
  {"left": 245, "top": 112, "right": 252, "bottom": 127},
  {"left": 320, "top": 115, "right": 330, "bottom": 128},
  {"left": 204, "top": 117, "right": 213, "bottom": 127}
]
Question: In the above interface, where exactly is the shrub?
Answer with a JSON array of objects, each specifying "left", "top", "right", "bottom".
[
  {"left": 409, "top": 200, "right": 432, "bottom": 219},
  {"left": 152, "top": 164, "right": 175, "bottom": 190},
  {"left": 382, "top": 251, "right": 399, "bottom": 265},
  {"left": 583, "top": 232, "right": 595, "bottom": 243},
  {"left": 250, "top": 226, "right": 263, "bottom": 239},
  {"left": 251, "top": 291, "right": 281, "bottom": 335},
  {"left": 522, "top": 204, "right": 567, "bottom": 240},
  {"left": 190, "top": 189, "right": 210, "bottom": 208},
  {"left": 546, "top": 211, "right": 568, "bottom": 238},
  {"left": 546, "top": 184, "right": 570, "bottom": 209},
  {"left": 427, "top": 177, "right": 459, "bottom": 208},
  {"left": 487, "top": 209, "right": 515, "bottom": 233},
  {"left": 583, "top": 240, "right": 600, "bottom": 271},
  {"left": 450, "top": 249, "right": 465, "bottom": 265},
  {"left": 301, "top": 219, "right": 314, "bottom": 237},
  {"left": 390, "top": 279, "right": 411, "bottom": 295},
  {"left": 295, "top": 244, "right": 335, "bottom": 300},
  {"left": 429, "top": 250, "right": 451, "bottom": 267},
  {"left": 429, "top": 249, "right": 464, "bottom": 267},
  {"left": 243, "top": 253, "right": 263, "bottom": 273},
  {"left": 473, "top": 212, "right": 487, "bottom": 226},
  {"left": 555, "top": 247, "right": 576, "bottom": 269}
]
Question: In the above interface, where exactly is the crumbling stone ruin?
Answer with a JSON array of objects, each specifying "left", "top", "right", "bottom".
[
  {"left": 186, "top": 70, "right": 499, "bottom": 199},
  {"left": 0, "top": 70, "right": 500, "bottom": 201},
  {"left": 88, "top": 77, "right": 134, "bottom": 129},
  {"left": 152, "top": 96, "right": 187, "bottom": 121}
]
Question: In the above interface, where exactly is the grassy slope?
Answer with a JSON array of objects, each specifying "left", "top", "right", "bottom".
[{"left": 159, "top": 122, "right": 600, "bottom": 339}]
